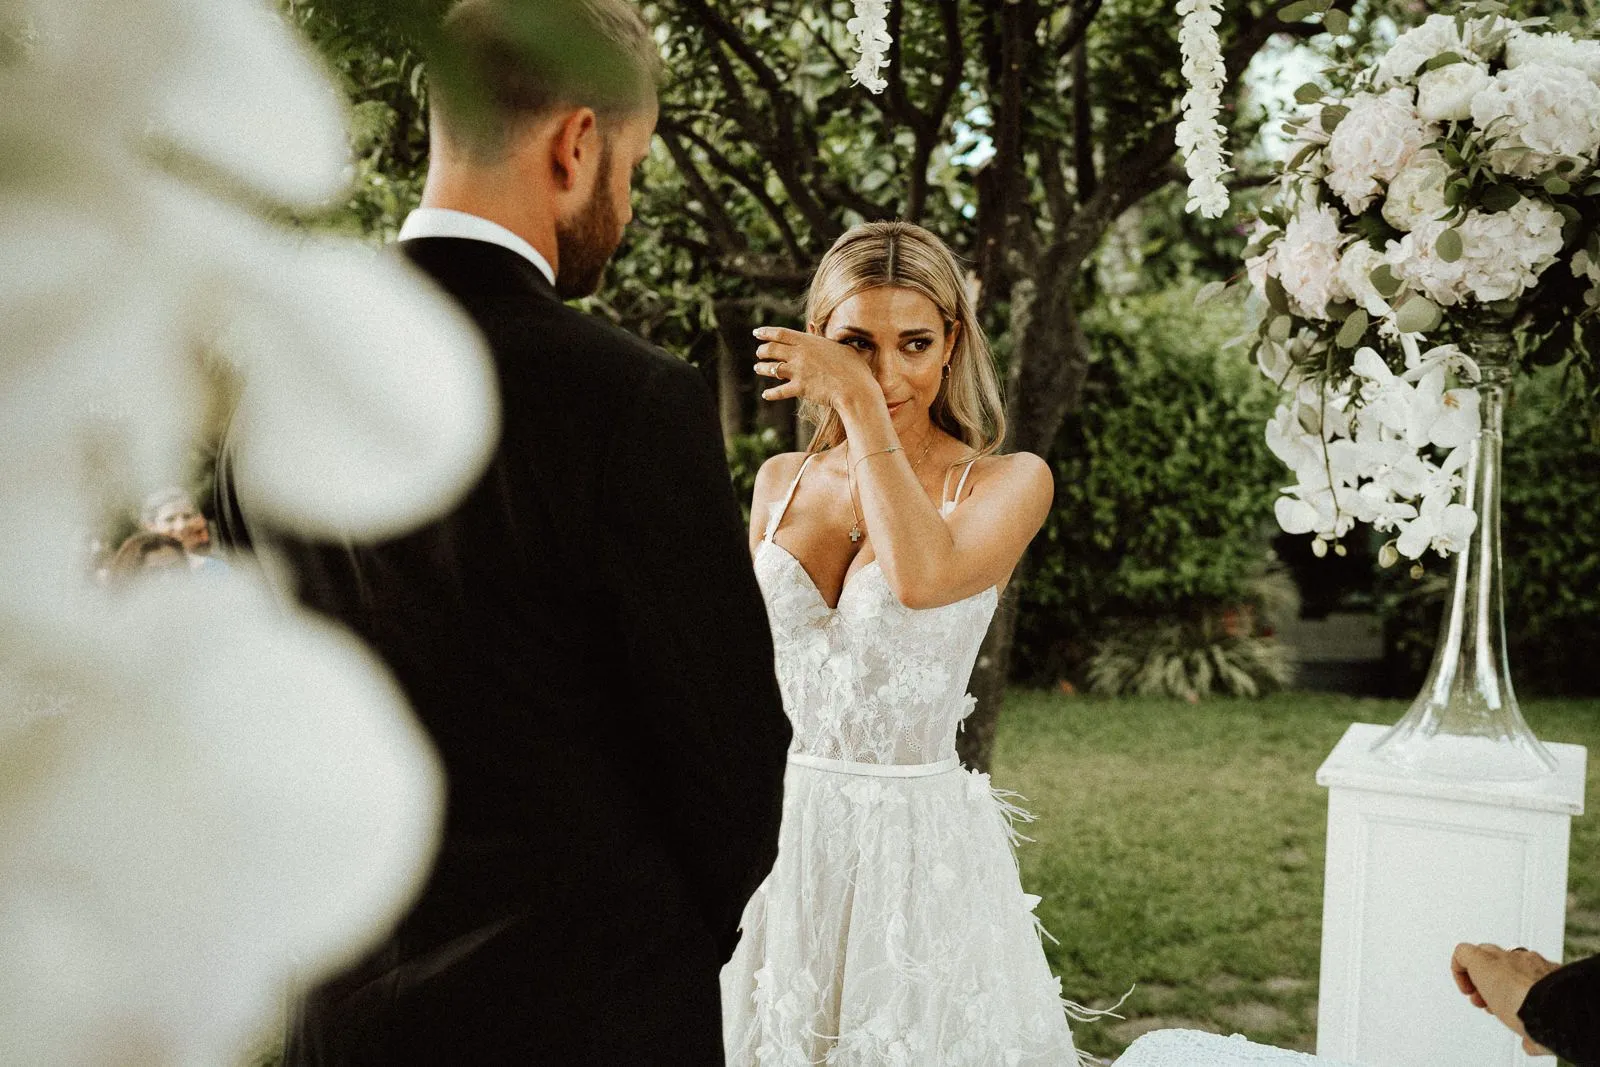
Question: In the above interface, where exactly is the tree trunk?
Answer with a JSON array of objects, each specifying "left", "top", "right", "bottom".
[
  {"left": 715, "top": 320, "right": 744, "bottom": 446},
  {"left": 957, "top": 555, "right": 1028, "bottom": 772},
  {"left": 959, "top": 271, "right": 1092, "bottom": 772}
]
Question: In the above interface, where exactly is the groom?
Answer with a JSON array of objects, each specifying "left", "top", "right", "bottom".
[{"left": 220, "top": 0, "right": 790, "bottom": 1062}]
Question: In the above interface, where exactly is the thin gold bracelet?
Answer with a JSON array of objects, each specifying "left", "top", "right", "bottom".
[{"left": 851, "top": 445, "right": 902, "bottom": 473}]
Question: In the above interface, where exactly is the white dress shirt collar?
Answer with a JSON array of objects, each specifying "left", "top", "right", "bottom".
[{"left": 398, "top": 207, "right": 556, "bottom": 287}]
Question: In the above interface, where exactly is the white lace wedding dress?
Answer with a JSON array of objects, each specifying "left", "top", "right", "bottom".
[{"left": 721, "top": 456, "right": 1088, "bottom": 1066}]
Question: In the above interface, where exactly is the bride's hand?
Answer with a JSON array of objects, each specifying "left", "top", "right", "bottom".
[{"left": 753, "top": 327, "right": 879, "bottom": 411}]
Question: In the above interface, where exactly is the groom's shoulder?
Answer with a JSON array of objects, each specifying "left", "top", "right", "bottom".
[{"left": 536, "top": 301, "right": 701, "bottom": 397}]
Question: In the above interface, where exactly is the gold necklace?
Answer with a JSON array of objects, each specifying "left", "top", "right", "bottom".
[{"left": 847, "top": 430, "right": 935, "bottom": 544}]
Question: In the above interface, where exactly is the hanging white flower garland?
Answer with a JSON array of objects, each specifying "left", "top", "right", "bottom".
[
  {"left": 1175, "top": 0, "right": 1231, "bottom": 217},
  {"left": 848, "top": 0, "right": 892, "bottom": 94}
]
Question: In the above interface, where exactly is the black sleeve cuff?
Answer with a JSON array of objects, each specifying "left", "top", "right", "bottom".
[{"left": 1519, "top": 954, "right": 1600, "bottom": 1066}]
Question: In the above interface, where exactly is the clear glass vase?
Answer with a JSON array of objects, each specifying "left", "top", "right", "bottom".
[{"left": 1368, "top": 330, "right": 1558, "bottom": 781}]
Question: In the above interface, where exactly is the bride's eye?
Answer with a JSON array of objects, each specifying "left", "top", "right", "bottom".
[
  {"left": 907, "top": 339, "right": 933, "bottom": 353},
  {"left": 843, "top": 337, "right": 873, "bottom": 352}
]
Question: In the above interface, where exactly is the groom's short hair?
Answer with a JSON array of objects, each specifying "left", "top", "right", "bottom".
[{"left": 433, "top": 0, "right": 660, "bottom": 162}]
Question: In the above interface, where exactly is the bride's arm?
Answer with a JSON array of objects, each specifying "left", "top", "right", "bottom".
[
  {"left": 839, "top": 387, "right": 1053, "bottom": 608},
  {"left": 755, "top": 325, "right": 1052, "bottom": 609},
  {"left": 747, "top": 452, "right": 806, "bottom": 557}
]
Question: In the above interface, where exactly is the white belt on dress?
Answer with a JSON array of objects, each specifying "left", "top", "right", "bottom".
[{"left": 786, "top": 752, "right": 961, "bottom": 778}]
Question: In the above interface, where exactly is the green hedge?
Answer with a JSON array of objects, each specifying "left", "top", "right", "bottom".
[{"left": 1012, "top": 287, "right": 1285, "bottom": 686}]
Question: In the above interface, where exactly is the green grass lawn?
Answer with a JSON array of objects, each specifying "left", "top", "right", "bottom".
[{"left": 992, "top": 692, "right": 1600, "bottom": 1061}]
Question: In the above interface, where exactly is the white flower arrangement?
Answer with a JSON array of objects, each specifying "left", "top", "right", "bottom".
[
  {"left": 1231, "top": 4, "right": 1600, "bottom": 565},
  {"left": 1175, "top": 0, "right": 1231, "bottom": 218},
  {"left": 847, "top": 0, "right": 892, "bottom": 95}
]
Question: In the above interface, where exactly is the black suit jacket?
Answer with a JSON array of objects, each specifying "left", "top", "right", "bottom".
[
  {"left": 1521, "top": 953, "right": 1600, "bottom": 1065},
  {"left": 221, "top": 238, "right": 789, "bottom": 1065}
]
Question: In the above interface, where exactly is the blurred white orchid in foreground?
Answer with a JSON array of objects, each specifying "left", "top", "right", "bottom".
[{"left": 1, "top": 0, "right": 497, "bottom": 1060}]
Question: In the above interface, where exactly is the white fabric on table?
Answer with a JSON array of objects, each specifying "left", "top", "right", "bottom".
[{"left": 1115, "top": 1030, "right": 1369, "bottom": 1066}]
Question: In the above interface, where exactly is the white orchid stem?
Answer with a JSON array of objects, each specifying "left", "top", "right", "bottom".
[
  {"left": 1176, "top": 0, "right": 1232, "bottom": 217},
  {"left": 848, "top": 0, "right": 892, "bottom": 94}
]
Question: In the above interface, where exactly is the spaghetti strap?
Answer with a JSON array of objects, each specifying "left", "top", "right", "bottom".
[
  {"left": 952, "top": 459, "right": 978, "bottom": 506},
  {"left": 764, "top": 453, "right": 820, "bottom": 542}
]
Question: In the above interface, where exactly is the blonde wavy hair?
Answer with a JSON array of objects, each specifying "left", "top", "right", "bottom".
[{"left": 802, "top": 222, "right": 1005, "bottom": 462}]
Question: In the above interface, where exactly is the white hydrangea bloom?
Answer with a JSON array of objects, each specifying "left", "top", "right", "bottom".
[
  {"left": 1505, "top": 26, "right": 1600, "bottom": 85},
  {"left": 1386, "top": 201, "right": 1565, "bottom": 306},
  {"left": 1374, "top": 13, "right": 1515, "bottom": 86},
  {"left": 1416, "top": 61, "right": 1491, "bottom": 123},
  {"left": 1374, "top": 14, "right": 1468, "bottom": 87},
  {"left": 1338, "top": 240, "right": 1393, "bottom": 317},
  {"left": 1381, "top": 150, "right": 1451, "bottom": 232},
  {"left": 1277, "top": 202, "right": 1351, "bottom": 319},
  {"left": 1324, "top": 89, "right": 1436, "bottom": 214},
  {"left": 1471, "top": 64, "right": 1600, "bottom": 177}
]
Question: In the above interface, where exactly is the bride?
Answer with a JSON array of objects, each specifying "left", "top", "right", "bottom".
[{"left": 721, "top": 221, "right": 1091, "bottom": 1065}]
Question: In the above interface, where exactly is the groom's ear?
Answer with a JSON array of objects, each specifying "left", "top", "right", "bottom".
[{"left": 549, "top": 107, "right": 600, "bottom": 192}]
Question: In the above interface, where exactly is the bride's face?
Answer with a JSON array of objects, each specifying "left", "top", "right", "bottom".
[{"left": 818, "top": 286, "right": 959, "bottom": 436}]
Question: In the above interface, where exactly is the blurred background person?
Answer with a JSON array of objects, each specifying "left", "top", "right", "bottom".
[
  {"left": 138, "top": 487, "right": 229, "bottom": 573},
  {"left": 106, "top": 532, "right": 190, "bottom": 582}
]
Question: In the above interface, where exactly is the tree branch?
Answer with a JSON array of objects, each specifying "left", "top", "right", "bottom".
[
  {"left": 1040, "top": 141, "right": 1072, "bottom": 228},
  {"left": 1052, "top": 0, "right": 1104, "bottom": 64},
  {"left": 656, "top": 126, "right": 746, "bottom": 254},
  {"left": 683, "top": 0, "right": 786, "bottom": 98},
  {"left": 659, "top": 114, "right": 808, "bottom": 265},
  {"left": 698, "top": 35, "right": 834, "bottom": 235},
  {"left": 1071, "top": 36, "right": 1094, "bottom": 203},
  {"left": 905, "top": 0, "right": 965, "bottom": 224},
  {"left": 931, "top": 0, "right": 964, "bottom": 134},
  {"left": 1051, "top": 9, "right": 1311, "bottom": 273}
]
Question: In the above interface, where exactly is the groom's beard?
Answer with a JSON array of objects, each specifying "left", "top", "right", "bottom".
[{"left": 554, "top": 145, "right": 623, "bottom": 300}]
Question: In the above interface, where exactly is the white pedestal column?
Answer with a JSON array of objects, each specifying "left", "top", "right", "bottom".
[{"left": 1315, "top": 723, "right": 1586, "bottom": 1067}]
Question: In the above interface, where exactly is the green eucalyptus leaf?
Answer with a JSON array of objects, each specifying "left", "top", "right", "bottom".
[
  {"left": 1336, "top": 307, "right": 1370, "bottom": 347},
  {"left": 1324, "top": 9, "right": 1350, "bottom": 35},
  {"left": 1320, "top": 104, "right": 1350, "bottom": 133},
  {"left": 1266, "top": 274, "right": 1290, "bottom": 314},
  {"left": 1293, "top": 81, "right": 1323, "bottom": 105},
  {"left": 1395, "top": 296, "right": 1443, "bottom": 335},
  {"left": 1268, "top": 315, "right": 1294, "bottom": 342},
  {"left": 1421, "top": 51, "right": 1465, "bottom": 73},
  {"left": 1194, "top": 281, "right": 1229, "bottom": 307},
  {"left": 1279, "top": 0, "right": 1319, "bottom": 22},
  {"left": 1369, "top": 264, "right": 1402, "bottom": 298},
  {"left": 1545, "top": 176, "right": 1571, "bottom": 196},
  {"left": 1436, "top": 227, "right": 1464, "bottom": 263}
]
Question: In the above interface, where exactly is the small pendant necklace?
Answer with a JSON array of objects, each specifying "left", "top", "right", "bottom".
[{"left": 848, "top": 430, "right": 935, "bottom": 544}]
